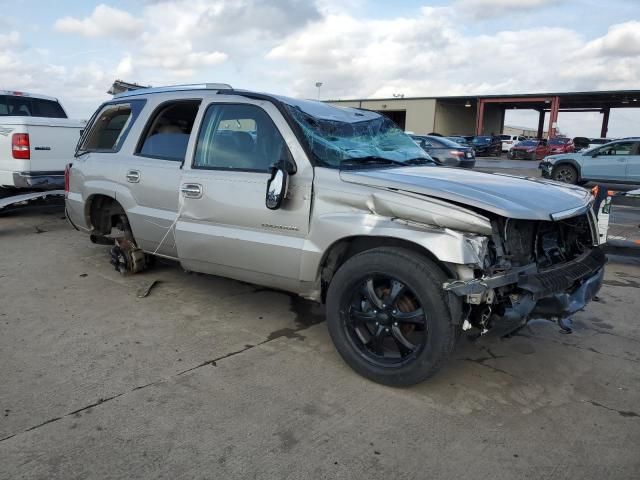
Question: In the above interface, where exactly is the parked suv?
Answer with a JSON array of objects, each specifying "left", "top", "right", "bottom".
[
  {"left": 499, "top": 134, "right": 525, "bottom": 152},
  {"left": 66, "top": 84, "right": 605, "bottom": 386},
  {"left": 540, "top": 138, "right": 640, "bottom": 184}
]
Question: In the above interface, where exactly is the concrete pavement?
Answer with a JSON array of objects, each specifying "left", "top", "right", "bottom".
[{"left": 1, "top": 207, "right": 639, "bottom": 479}]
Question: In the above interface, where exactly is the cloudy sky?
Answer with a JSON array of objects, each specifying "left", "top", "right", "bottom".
[{"left": 1, "top": 0, "right": 639, "bottom": 136}]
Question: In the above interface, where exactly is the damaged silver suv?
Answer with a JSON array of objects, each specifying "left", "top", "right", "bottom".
[{"left": 66, "top": 84, "right": 605, "bottom": 386}]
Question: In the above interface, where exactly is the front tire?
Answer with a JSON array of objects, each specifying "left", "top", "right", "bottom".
[
  {"left": 552, "top": 164, "right": 578, "bottom": 184},
  {"left": 326, "top": 247, "right": 460, "bottom": 386}
]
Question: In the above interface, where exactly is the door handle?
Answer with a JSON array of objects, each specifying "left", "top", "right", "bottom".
[
  {"left": 126, "top": 170, "right": 141, "bottom": 183},
  {"left": 181, "top": 183, "right": 203, "bottom": 199}
]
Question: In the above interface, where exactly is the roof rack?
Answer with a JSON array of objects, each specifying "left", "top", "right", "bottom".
[{"left": 114, "top": 83, "right": 233, "bottom": 98}]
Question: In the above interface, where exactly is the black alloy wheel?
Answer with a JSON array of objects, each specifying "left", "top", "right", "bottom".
[
  {"left": 326, "top": 247, "right": 460, "bottom": 386},
  {"left": 344, "top": 276, "right": 426, "bottom": 367}
]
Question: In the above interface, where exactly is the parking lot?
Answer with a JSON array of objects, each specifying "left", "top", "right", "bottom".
[{"left": 1, "top": 160, "right": 639, "bottom": 479}]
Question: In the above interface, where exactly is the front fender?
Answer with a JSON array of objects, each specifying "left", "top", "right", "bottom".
[
  {"left": 299, "top": 212, "right": 488, "bottom": 283},
  {"left": 543, "top": 157, "right": 583, "bottom": 181}
]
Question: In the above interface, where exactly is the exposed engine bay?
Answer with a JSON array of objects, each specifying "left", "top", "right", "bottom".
[{"left": 445, "top": 211, "right": 605, "bottom": 336}]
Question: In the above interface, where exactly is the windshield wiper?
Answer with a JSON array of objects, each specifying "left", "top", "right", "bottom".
[
  {"left": 404, "top": 157, "right": 436, "bottom": 166},
  {"left": 340, "top": 156, "right": 433, "bottom": 168}
]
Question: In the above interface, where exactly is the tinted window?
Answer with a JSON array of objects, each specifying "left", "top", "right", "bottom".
[
  {"left": 79, "top": 100, "right": 145, "bottom": 152},
  {"left": 549, "top": 137, "right": 570, "bottom": 145},
  {"left": 137, "top": 100, "right": 200, "bottom": 161},
  {"left": 194, "top": 104, "right": 290, "bottom": 172},
  {"left": 430, "top": 136, "right": 461, "bottom": 148},
  {"left": 0, "top": 95, "right": 67, "bottom": 118},
  {"left": 499, "top": 135, "right": 510, "bottom": 140},
  {"left": 472, "top": 136, "right": 491, "bottom": 144},
  {"left": 518, "top": 140, "right": 538, "bottom": 146},
  {"left": 598, "top": 142, "right": 634, "bottom": 156}
]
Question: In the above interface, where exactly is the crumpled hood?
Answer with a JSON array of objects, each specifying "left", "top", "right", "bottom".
[{"left": 340, "top": 166, "right": 591, "bottom": 221}]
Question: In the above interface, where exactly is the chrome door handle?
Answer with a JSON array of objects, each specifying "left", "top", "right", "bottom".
[
  {"left": 181, "top": 183, "right": 203, "bottom": 199},
  {"left": 126, "top": 170, "right": 141, "bottom": 183}
]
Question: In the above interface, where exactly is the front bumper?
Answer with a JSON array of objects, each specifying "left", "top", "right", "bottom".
[
  {"left": 539, "top": 161, "right": 553, "bottom": 178},
  {"left": 509, "top": 149, "right": 535, "bottom": 159},
  {"left": 445, "top": 247, "right": 606, "bottom": 333}
]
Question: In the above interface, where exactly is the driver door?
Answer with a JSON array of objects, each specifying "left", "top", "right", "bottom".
[
  {"left": 174, "top": 100, "right": 313, "bottom": 288},
  {"left": 582, "top": 142, "right": 633, "bottom": 181}
]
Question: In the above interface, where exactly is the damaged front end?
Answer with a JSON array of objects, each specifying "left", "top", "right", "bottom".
[{"left": 444, "top": 209, "right": 605, "bottom": 336}]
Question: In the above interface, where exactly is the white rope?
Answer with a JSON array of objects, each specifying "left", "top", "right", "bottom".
[{"left": 151, "top": 197, "right": 185, "bottom": 256}]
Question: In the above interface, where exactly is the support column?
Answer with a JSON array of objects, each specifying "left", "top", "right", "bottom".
[
  {"left": 475, "top": 99, "right": 484, "bottom": 135},
  {"left": 600, "top": 107, "right": 610, "bottom": 138},
  {"left": 537, "top": 110, "right": 545, "bottom": 139},
  {"left": 547, "top": 96, "right": 560, "bottom": 139}
]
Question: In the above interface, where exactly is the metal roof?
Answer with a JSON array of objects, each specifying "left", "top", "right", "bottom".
[{"left": 328, "top": 89, "right": 640, "bottom": 110}]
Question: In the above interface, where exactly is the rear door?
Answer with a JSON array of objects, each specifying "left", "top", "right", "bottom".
[
  {"left": 124, "top": 99, "right": 201, "bottom": 257},
  {"left": 624, "top": 142, "right": 640, "bottom": 183},
  {"left": 175, "top": 99, "right": 313, "bottom": 286},
  {"left": 582, "top": 141, "right": 634, "bottom": 182}
]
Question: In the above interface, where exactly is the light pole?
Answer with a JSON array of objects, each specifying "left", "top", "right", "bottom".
[{"left": 315, "top": 82, "right": 323, "bottom": 101}]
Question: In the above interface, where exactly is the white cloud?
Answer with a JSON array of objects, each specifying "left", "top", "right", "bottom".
[
  {"left": 54, "top": 4, "right": 143, "bottom": 38},
  {"left": 455, "top": 0, "right": 559, "bottom": 17},
  {"left": 115, "top": 54, "right": 134, "bottom": 78},
  {"left": 1, "top": 1, "right": 634, "bottom": 137},
  {"left": 578, "top": 21, "right": 640, "bottom": 58}
]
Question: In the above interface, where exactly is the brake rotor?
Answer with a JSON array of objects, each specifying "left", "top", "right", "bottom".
[{"left": 376, "top": 286, "right": 418, "bottom": 334}]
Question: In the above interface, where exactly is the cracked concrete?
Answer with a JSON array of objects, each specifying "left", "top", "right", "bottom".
[{"left": 1, "top": 209, "right": 640, "bottom": 479}]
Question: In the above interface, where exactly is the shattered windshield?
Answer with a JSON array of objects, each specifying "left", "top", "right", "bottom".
[{"left": 285, "top": 104, "right": 431, "bottom": 168}]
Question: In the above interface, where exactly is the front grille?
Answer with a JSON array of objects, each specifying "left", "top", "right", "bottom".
[{"left": 517, "top": 247, "right": 605, "bottom": 298}]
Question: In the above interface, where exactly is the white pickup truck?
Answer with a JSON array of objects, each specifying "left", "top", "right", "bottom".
[{"left": 0, "top": 90, "right": 85, "bottom": 190}]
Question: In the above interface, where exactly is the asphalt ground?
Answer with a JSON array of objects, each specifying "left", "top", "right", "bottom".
[{"left": 1, "top": 169, "right": 639, "bottom": 479}]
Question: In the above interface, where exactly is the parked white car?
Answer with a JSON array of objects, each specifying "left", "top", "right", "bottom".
[
  {"left": 587, "top": 138, "right": 613, "bottom": 150},
  {"left": 0, "top": 90, "right": 85, "bottom": 190},
  {"left": 499, "top": 134, "right": 526, "bottom": 152}
]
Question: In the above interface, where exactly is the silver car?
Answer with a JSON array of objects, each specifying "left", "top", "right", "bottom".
[{"left": 66, "top": 84, "right": 605, "bottom": 386}]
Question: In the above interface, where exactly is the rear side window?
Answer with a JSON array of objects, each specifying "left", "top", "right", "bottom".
[
  {"left": 598, "top": 142, "right": 634, "bottom": 156},
  {"left": 136, "top": 100, "right": 201, "bottom": 161},
  {"left": 0, "top": 95, "right": 67, "bottom": 118},
  {"left": 79, "top": 100, "right": 145, "bottom": 153}
]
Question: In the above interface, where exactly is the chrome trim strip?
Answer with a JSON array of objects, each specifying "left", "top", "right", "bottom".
[{"left": 550, "top": 203, "right": 590, "bottom": 221}]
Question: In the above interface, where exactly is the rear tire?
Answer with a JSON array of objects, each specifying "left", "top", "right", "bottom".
[
  {"left": 326, "top": 247, "right": 460, "bottom": 386},
  {"left": 552, "top": 164, "right": 578, "bottom": 184}
]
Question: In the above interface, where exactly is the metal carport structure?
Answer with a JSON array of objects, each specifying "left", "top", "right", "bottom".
[{"left": 474, "top": 90, "right": 640, "bottom": 138}]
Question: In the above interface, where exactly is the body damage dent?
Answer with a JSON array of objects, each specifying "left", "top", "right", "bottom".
[{"left": 299, "top": 186, "right": 492, "bottom": 285}]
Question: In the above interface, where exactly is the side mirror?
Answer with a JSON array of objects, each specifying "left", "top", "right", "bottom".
[{"left": 266, "top": 165, "right": 289, "bottom": 210}]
